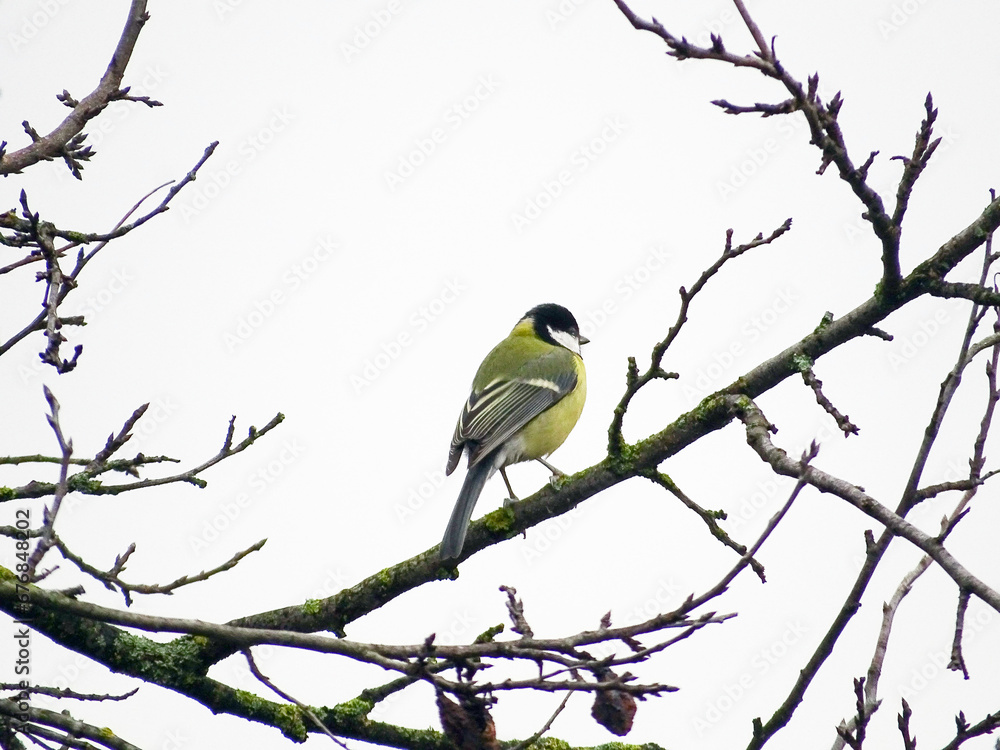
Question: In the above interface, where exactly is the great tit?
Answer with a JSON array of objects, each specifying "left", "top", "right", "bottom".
[{"left": 439, "top": 303, "right": 588, "bottom": 560}]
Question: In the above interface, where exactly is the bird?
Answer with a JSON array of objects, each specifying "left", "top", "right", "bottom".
[{"left": 439, "top": 303, "right": 588, "bottom": 561}]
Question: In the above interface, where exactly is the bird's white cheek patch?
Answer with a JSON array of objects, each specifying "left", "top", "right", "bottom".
[{"left": 548, "top": 326, "right": 582, "bottom": 356}]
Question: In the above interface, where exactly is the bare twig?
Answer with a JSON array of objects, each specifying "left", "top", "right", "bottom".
[
  {"left": 797, "top": 360, "right": 860, "bottom": 436},
  {"left": 54, "top": 535, "right": 267, "bottom": 607},
  {"left": 25, "top": 387, "right": 73, "bottom": 580},
  {"left": 712, "top": 98, "right": 798, "bottom": 117},
  {"left": 608, "top": 218, "right": 792, "bottom": 453},
  {"left": 832, "top": 240, "right": 1000, "bottom": 750},
  {"left": 10, "top": 412, "right": 284, "bottom": 500},
  {"left": 3, "top": 575, "right": 730, "bottom": 682},
  {"left": 508, "top": 693, "right": 572, "bottom": 750},
  {"left": 915, "top": 471, "right": 1000, "bottom": 500},
  {"left": 0, "top": 698, "right": 140, "bottom": 750},
  {"left": 948, "top": 589, "right": 971, "bottom": 679},
  {"left": 0, "top": 685, "right": 138, "bottom": 703},
  {"left": 643, "top": 471, "right": 766, "bottom": 580},
  {"left": 611, "top": 0, "right": 947, "bottom": 300},
  {"left": 734, "top": 398, "right": 1000, "bottom": 612},
  {"left": 242, "top": 649, "right": 348, "bottom": 746},
  {"left": 86, "top": 404, "right": 150, "bottom": 472},
  {"left": 0, "top": 453, "right": 178, "bottom": 475},
  {"left": 0, "top": 144, "right": 218, "bottom": 363},
  {"left": 835, "top": 678, "right": 869, "bottom": 750},
  {"left": 890, "top": 94, "right": 941, "bottom": 237},
  {"left": 0, "top": 0, "right": 150, "bottom": 178},
  {"left": 500, "top": 586, "right": 533, "bottom": 639},
  {"left": 898, "top": 699, "right": 916, "bottom": 750},
  {"left": 939, "top": 709, "right": 1000, "bottom": 750}
]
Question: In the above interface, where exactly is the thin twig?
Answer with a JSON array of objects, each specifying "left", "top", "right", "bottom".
[
  {"left": 242, "top": 648, "right": 349, "bottom": 747},
  {"left": 25, "top": 387, "right": 73, "bottom": 580},
  {"left": 643, "top": 471, "right": 766, "bottom": 580},
  {"left": 0, "top": 685, "right": 138, "bottom": 703},
  {"left": 54, "top": 535, "right": 267, "bottom": 607},
  {"left": 798, "top": 362, "right": 860, "bottom": 436},
  {"left": 948, "top": 589, "right": 971, "bottom": 679},
  {"left": 0, "top": 144, "right": 218, "bottom": 362},
  {"left": 0, "top": 698, "right": 140, "bottom": 750},
  {"left": 508, "top": 693, "right": 572, "bottom": 750},
  {"left": 608, "top": 218, "right": 791, "bottom": 453},
  {"left": 10, "top": 413, "right": 284, "bottom": 500}
]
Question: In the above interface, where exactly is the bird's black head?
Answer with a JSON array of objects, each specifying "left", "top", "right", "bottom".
[{"left": 524, "top": 303, "right": 589, "bottom": 354}]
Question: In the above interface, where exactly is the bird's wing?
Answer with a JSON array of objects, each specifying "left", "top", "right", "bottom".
[{"left": 448, "top": 349, "right": 578, "bottom": 471}]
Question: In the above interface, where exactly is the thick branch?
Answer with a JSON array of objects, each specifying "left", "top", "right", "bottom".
[
  {"left": 0, "top": 1, "right": 149, "bottom": 177},
  {"left": 0, "top": 698, "right": 140, "bottom": 750}
]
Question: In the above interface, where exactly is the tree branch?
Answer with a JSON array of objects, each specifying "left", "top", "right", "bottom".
[{"left": 0, "top": 0, "right": 150, "bottom": 178}]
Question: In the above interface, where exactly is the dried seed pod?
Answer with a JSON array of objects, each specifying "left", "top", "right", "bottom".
[
  {"left": 437, "top": 690, "right": 499, "bottom": 750},
  {"left": 592, "top": 687, "right": 637, "bottom": 736}
]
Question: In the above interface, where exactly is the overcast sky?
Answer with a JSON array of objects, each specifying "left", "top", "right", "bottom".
[{"left": 3, "top": 0, "right": 1000, "bottom": 748}]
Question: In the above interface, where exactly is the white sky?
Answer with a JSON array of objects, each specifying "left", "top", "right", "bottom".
[{"left": 3, "top": 0, "right": 1000, "bottom": 748}]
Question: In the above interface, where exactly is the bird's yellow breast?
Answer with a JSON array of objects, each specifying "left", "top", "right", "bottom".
[{"left": 513, "top": 355, "right": 587, "bottom": 462}]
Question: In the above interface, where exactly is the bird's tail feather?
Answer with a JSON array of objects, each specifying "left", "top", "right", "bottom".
[{"left": 440, "top": 459, "right": 494, "bottom": 560}]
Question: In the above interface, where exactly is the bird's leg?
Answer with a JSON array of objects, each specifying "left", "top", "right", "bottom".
[
  {"left": 536, "top": 457, "right": 565, "bottom": 488},
  {"left": 500, "top": 468, "right": 529, "bottom": 540},
  {"left": 500, "top": 467, "right": 519, "bottom": 507}
]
